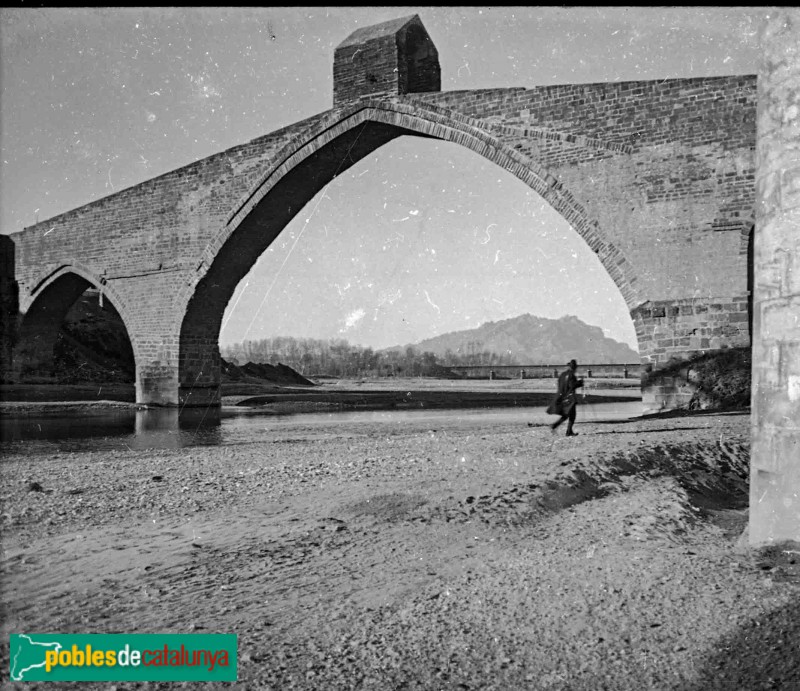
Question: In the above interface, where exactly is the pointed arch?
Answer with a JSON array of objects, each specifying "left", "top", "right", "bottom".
[
  {"left": 175, "top": 100, "right": 643, "bottom": 402},
  {"left": 15, "top": 265, "right": 136, "bottom": 380},
  {"left": 24, "top": 263, "right": 131, "bottom": 318}
]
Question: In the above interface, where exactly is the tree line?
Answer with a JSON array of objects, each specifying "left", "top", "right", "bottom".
[{"left": 220, "top": 336, "right": 518, "bottom": 378}]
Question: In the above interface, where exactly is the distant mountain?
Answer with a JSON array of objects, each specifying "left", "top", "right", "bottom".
[{"left": 385, "top": 314, "right": 638, "bottom": 364}]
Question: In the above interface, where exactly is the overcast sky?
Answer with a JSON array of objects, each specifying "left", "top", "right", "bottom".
[{"left": 0, "top": 7, "right": 769, "bottom": 350}]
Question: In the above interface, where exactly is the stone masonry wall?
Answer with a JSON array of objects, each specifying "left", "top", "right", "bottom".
[
  {"left": 397, "top": 23, "right": 440, "bottom": 95},
  {"left": 334, "top": 34, "right": 400, "bottom": 107}
]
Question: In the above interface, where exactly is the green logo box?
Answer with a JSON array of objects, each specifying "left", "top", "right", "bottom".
[{"left": 9, "top": 633, "right": 237, "bottom": 682}]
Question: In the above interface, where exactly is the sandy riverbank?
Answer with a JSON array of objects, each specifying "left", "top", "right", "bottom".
[{"left": 1, "top": 409, "right": 798, "bottom": 690}]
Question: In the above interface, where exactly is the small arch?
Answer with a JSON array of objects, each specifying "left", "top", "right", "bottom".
[
  {"left": 25, "top": 262, "right": 132, "bottom": 319},
  {"left": 14, "top": 266, "right": 136, "bottom": 382}
]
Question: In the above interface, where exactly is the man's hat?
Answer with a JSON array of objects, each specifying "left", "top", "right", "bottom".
[{"left": 568, "top": 359, "right": 577, "bottom": 368}]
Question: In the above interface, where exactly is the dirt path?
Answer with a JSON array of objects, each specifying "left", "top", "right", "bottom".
[{"left": 2, "top": 411, "right": 798, "bottom": 690}]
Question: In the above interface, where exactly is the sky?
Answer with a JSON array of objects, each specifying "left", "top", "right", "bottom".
[{"left": 0, "top": 7, "right": 770, "bottom": 351}]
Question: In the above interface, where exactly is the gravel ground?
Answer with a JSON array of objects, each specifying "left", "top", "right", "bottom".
[{"left": 2, "top": 409, "right": 799, "bottom": 690}]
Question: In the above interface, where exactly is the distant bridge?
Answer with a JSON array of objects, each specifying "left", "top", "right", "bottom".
[{"left": 446, "top": 364, "right": 640, "bottom": 380}]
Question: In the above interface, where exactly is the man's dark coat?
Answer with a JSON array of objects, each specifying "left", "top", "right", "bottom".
[{"left": 546, "top": 367, "right": 582, "bottom": 416}]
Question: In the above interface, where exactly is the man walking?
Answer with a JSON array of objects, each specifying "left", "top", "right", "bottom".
[{"left": 547, "top": 359, "right": 584, "bottom": 436}]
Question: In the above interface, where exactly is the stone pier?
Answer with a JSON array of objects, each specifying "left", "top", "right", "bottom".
[{"left": 749, "top": 8, "right": 800, "bottom": 546}]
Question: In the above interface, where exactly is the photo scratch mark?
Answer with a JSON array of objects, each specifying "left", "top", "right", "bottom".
[
  {"left": 480, "top": 223, "right": 496, "bottom": 245},
  {"left": 334, "top": 282, "right": 352, "bottom": 297},
  {"left": 220, "top": 280, "right": 249, "bottom": 331},
  {"left": 424, "top": 290, "right": 441, "bottom": 314}
]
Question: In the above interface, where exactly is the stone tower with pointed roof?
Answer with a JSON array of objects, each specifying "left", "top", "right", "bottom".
[{"left": 333, "top": 14, "right": 441, "bottom": 107}]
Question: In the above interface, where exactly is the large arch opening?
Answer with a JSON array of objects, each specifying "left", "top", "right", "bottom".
[
  {"left": 13, "top": 269, "right": 135, "bottom": 397},
  {"left": 221, "top": 137, "right": 639, "bottom": 365},
  {"left": 179, "top": 107, "right": 641, "bottom": 405}
]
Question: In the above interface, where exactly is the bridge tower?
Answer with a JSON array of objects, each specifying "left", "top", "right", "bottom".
[{"left": 333, "top": 14, "right": 440, "bottom": 107}]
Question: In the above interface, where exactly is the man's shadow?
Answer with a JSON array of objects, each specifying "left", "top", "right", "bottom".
[
  {"left": 591, "top": 409, "right": 751, "bottom": 425},
  {"left": 589, "top": 427, "right": 707, "bottom": 434}
]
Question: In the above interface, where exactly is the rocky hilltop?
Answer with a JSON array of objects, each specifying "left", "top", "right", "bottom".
[{"left": 387, "top": 314, "right": 639, "bottom": 364}]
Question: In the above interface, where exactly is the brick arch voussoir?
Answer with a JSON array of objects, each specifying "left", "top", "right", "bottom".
[
  {"left": 23, "top": 262, "right": 139, "bottom": 356},
  {"left": 27, "top": 263, "right": 131, "bottom": 321},
  {"left": 740, "top": 213, "right": 756, "bottom": 255},
  {"left": 176, "top": 100, "right": 642, "bottom": 317}
]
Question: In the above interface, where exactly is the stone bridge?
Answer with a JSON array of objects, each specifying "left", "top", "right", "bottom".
[{"left": 0, "top": 15, "right": 758, "bottom": 409}]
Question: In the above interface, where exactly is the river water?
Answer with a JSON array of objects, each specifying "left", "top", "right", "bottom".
[{"left": 0, "top": 400, "right": 644, "bottom": 455}]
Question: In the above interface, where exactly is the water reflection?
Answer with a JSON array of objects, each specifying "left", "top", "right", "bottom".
[
  {"left": 0, "top": 406, "right": 223, "bottom": 454},
  {"left": 131, "top": 407, "right": 223, "bottom": 450}
]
